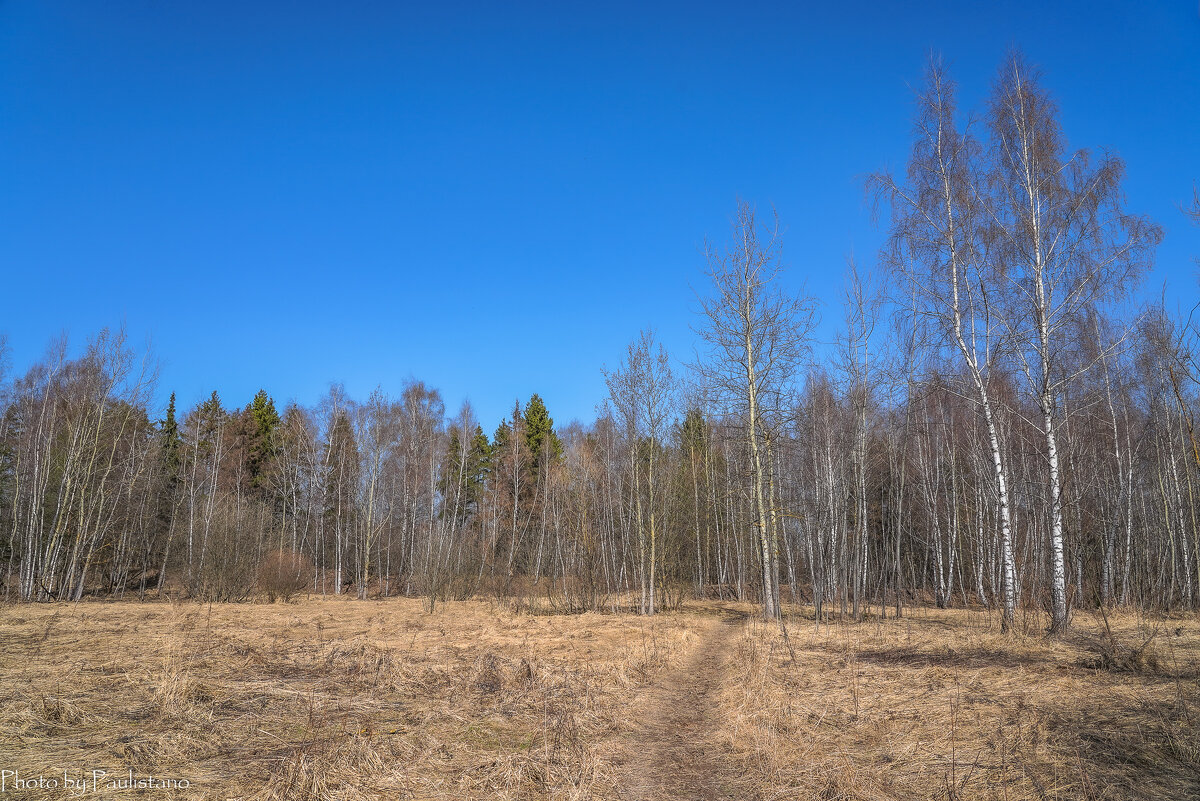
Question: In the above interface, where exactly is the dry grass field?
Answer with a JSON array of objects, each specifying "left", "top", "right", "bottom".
[
  {"left": 716, "top": 608, "right": 1200, "bottom": 801},
  {"left": 0, "top": 597, "right": 1197, "bottom": 801}
]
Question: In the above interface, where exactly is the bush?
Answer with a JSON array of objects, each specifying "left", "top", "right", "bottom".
[{"left": 258, "top": 549, "right": 313, "bottom": 602}]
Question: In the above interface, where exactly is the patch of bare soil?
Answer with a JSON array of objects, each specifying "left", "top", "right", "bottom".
[{"left": 613, "top": 616, "right": 742, "bottom": 801}]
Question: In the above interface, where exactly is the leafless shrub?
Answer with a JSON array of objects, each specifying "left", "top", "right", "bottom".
[{"left": 258, "top": 548, "right": 313, "bottom": 602}]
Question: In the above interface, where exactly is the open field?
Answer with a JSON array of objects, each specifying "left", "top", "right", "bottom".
[
  {"left": 719, "top": 608, "right": 1200, "bottom": 801},
  {"left": 1, "top": 599, "right": 1197, "bottom": 801}
]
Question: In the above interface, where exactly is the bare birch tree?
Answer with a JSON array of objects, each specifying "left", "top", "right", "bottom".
[
  {"left": 987, "top": 53, "right": 1160, "bottom": 633},
  {"left": 695, "top": 201, "right": 817, "bottom": 619},
  {"left": 871, "top": 59, "right": 1021, "bottom": 631},
  {"left": 605, "top": 329, "right": 675, "bottom": 614}
]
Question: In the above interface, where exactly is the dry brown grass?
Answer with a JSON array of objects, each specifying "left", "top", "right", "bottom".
[
  {"left": 718, "top": 606, "right": 1200, "bottom": 801},
  {"left": 2, "top": 598, "right": 1197, "bottom": 800},
  {"left": 0, "top": 596, "right": 701, "bottom": 800}
]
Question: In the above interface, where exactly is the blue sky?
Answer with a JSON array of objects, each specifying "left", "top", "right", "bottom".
[{"left": 1, "top": 1, "right": 1197, "bottom": 430}]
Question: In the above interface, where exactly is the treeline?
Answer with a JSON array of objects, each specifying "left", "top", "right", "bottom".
[{"left": 1, "top": 54, "right": 1198, "bottom": 632}]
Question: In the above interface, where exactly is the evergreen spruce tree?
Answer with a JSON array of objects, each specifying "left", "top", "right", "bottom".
[
  {"left": 441, "top": 425, "right": 491, "bottom": 508},
  {"left": 197, "top": 391, "right": 226, "bottom": 442},
  {"left": 469, "top": 424, "right": 491, "bottom": 487},
  {"left": 245, "top": 389, "right": 281, "bottom": 488},
  {"left": 493, "top": 399, "right": 520, "bottom": 455},
  {"left": 153, "top": 392, "right": 184, "bottom": 583},
  {"left": 679, "top": 408, "right": 707, "bottom": 455},
  {"left": 160, "top": 392, "right": 182, "bottom": 481},
  {"left": 440, "top": 425, "right": 464, "bottom": 497},
  {"left": 492, "top": 418, "right": 510, "bottom": 452},
  {"left": 522, "top": 394, "right": 562, "bottom": 478}
]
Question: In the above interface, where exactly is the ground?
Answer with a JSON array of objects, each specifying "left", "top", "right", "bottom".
[{"left": 0, "top": 597, "right": 1197, "bottom": 801}]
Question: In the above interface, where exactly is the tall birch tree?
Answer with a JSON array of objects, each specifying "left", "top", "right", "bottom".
[
  {"left": 695, "top": 201, "right": 816, "bottom": 620},
  {"left": 987, "top": 53, "right": 1160, "bottom": 633}
]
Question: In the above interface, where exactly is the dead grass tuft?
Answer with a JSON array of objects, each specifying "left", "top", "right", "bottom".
[
  {"left": 325, "top": 640, "right": 399, "bottom": 681},
  {"left": 1078, "top": 607, "right": 1166, "bottom": 674},
  {"left": 251, "top": 734, "right": 414, "bottom": 801},
  {"left": 37, "top": 694, "right": 85, "bottom": 726}
]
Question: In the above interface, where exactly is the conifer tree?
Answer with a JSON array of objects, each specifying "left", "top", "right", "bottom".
[
  {"left": 493, "top": 418, "right": 511, "bottom": 453},
  {"left": 324, "top": 410, "right": 359, "bottom": 594},
  {"left": 469, "top": 424, "right": 491, "bottom": 486},
  {"left": 523, "top": 394, "right": 562, "bottom": 477},
  {"left": 442, "top": 424, "right": 492, "bottom": 509},
  {"left": 160, "top": 392, "right": 182, "bottom": 482},
  {"left": 245, "top": 389, "right": 281, "bottom": 488},
  {"left": 152, "top": 392, "right": 184, "bottom": 591},
  {"left": 197, "top": 391, "right": 226, "bottom": 442}
]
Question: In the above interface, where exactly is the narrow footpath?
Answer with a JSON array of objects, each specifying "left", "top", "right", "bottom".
[{"left": 613, "top": 615, "right": 742, "bottom": 801}]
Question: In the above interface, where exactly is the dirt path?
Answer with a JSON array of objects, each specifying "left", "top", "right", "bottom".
[{"left": 614, "top": 616, "right": 742, "bottom": 801}]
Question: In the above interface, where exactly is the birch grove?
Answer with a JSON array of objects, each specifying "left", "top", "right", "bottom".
[{"left": 0, "top": 54, "right": 1195, "bottom": 635}]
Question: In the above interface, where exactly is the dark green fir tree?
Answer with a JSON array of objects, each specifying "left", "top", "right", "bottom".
[{"left": 522, "top": 394, "right": 562, "bottom": 477}]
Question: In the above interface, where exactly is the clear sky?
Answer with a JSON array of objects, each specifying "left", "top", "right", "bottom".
[{"left": 1, "top": 1, "right": 1197, "bottom": 430}]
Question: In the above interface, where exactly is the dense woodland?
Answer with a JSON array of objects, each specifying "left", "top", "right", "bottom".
[{"left": 2, "top": 56, "right": 1198, "bottom": 634}]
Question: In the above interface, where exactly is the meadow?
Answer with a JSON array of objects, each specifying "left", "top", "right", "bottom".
[{"left": 1, "top": 597, "right": 1197, "bottom": 801}]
